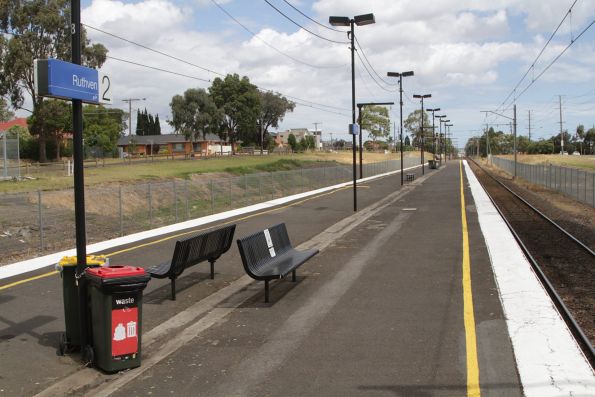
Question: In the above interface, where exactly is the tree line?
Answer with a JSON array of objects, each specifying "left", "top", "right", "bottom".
[
  {"left": 465, "top": 125, "right": 595, "bottom": 156},
  {"left": 169, "top": 74, "right": 295, "bottom": 153}
]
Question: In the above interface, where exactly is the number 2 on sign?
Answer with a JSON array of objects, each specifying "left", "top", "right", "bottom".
[{"left": 99, "top": 74, "right": 112, "bottom": 104}]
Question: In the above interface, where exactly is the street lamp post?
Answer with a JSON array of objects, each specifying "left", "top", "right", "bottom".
[
  {"left": 445, "top": 123, "right": 453, "bottom": 159},
  {"left": 427, "top": 108, "right": 440, "bottom": 157},
  {"left": 442, "top": 119, "right": 450, "bottom": 162},
  {"left": 387, "top": 71, "right": 414, "bottom": 185},
  {"left": 330, "top": 13, "right": 375, "bottom": 212},
  {"left": 435, "top": 115, "right": 445, "bottom": 166},
  {"left": 357, "top": 101, "right": 394, "bottom": 179},
  {"left": 413, "top": 94, "right": 431, "bottom": 175}
]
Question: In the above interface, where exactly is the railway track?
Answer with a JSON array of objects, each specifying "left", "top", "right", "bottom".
[{"left": 467, "top": 158, "right": 595, "bottom": 364}]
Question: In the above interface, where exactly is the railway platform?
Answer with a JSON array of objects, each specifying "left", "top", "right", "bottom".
[{"left": 0, "top": 160, "right": 593, "bottom": 396}]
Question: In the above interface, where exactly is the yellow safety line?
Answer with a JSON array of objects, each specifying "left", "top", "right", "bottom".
[
  {"left": 0, "top": 270, "right": 58, "bottom": 291},
  {"left": 459, "top": 160, "right": 481, "bottom": 396},
  {"left": 1, "top": 184, "right": 369, "bottom": 290}
]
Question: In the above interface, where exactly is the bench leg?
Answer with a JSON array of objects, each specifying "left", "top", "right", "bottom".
[
  {"left": 264, "top": 280, "right": 269, "bottom": 303},
  {"left": 292, "top": 270, "right": 296, "bottom": 282},
  {"left": 171, "top": 278, "right": 176, "bottom": 301},
  {"left": 209, "top": 260, "right": 215, "bottom": 280}
]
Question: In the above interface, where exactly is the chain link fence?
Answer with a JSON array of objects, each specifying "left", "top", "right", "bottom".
[
  {"left": 1, "top": 132, "right": 20, "bottom": 180},
  {"left": 491, "top": 156, "right": 595, "bottom": 208},
  {"left": 0, "top": 157, "right": 421, "bottom": 264}
]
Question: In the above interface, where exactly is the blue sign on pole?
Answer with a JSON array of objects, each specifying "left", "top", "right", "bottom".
[{"left": 35, "top": 59, "right": 111, "bottom": 104}]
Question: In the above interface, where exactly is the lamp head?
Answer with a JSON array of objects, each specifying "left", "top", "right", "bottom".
[
  {"left": 354, "top": 13, "right": 375, "bottom": 26},
  {"left": 329, "top": 16, "right": 350, "bottom": 26}
]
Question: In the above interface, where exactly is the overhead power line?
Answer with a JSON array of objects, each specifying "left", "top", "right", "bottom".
[
  {"left": 502, "top": 18, "right": 595, "bottom": 113},
  {"left": 262, "top": 0, "right": 349, "bottom": 44},
  {"left": 354, "top": 37, "right": 397, "bottom": 87},
  {"left": 211, "top": 0, "right": 346, "bottom": 69},
  {"left": 355, "top": 51, "right": 397, "bottom": 93},
  {"left": 84, "top": 24, "right": 225, "bottom": 77},
  {"left": 82, "top": 22, "right": 349, "bottom": 113},
  {"left": 496, "top": 0, "right": 580, "bottom": 111},
  {"left": 281, "top": 0, "right": 346, "bottom": 33},
  {"left": 106, "top": 56, "right": 212, "bottom": 82}
]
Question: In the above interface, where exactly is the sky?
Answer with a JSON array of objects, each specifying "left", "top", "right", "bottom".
[{"left": 55, "top": 0, "right": 595, "bottom": 146}]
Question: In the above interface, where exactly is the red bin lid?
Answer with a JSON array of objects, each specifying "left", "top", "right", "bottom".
[{"left": 86, "top": 265, "right": 146, "bottom": 279}]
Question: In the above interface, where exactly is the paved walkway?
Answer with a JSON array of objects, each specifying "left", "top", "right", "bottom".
[{"left": 0, "top": 161, "right": 592, "bottom": 396}]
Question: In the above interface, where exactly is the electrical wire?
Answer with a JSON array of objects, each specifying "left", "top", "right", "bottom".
[
  {"left": 262, "top": 0, "right": 349, "bottom": 44},
  {"left": 354, "top": 37, "right": 397, "bottom": 87},
  {"left": 83, "top": 24, "right": 224, "bottom": 77},
  {"left": 502, "top": 19, "right": 595, "bottom": 112},
  {"left": 281, "top": 0, "right": 346, "bottom": 33},
  {"left": 211, "top": 0, "right": 346, "bottom": 69},
  {"left": 83, "top": 23, "right": 349, "bottom": 113},
  {"left": 497, "top": 0, "right": 580, "bottom": 111},
  {"left": 355, "top": 50, "right": 397, "bottom": 93},
  {"left": 107, "top": 56, "right": 212, "bottom": 83}
]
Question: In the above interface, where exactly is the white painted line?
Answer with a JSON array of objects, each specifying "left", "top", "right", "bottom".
[
  {"left": 1, "top": 164, "right": 421, "bottom": 280},
  {"left": 463, "top": 160, "right": 594, "bottom": 396}
]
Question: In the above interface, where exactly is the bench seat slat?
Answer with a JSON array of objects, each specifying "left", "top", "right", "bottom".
[
  {"left": 147, "top": 224, "right": 236, "bottom": 300},
  {"left": 250, "top": 248, "right": 318, "bottom": 279},
  {"left": 237, "top": 223, "right": 319, "bottom": 302}
]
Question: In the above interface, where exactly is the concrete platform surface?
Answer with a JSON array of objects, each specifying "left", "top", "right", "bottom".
[{"left": 0, "top": 160, "right": 591, "bottom": 396}]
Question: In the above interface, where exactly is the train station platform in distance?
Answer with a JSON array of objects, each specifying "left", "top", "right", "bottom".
[{"left": 0, "top": 160, "right": 593, "bottom": 397}]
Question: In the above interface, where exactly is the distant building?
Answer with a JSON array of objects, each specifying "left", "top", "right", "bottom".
[
  {"left": 0, "top": 118, "right": 28, "bottom": 132},
  {"left": 117, "top": 133, "right": 236, "bottom": 157},
  {"left": 274, "top": 128, "right": 322, "bottom": 150}
]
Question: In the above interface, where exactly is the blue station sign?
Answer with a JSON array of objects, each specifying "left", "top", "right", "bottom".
[{"left": 35, "top": 59, "right": 112, "bottom": 104}]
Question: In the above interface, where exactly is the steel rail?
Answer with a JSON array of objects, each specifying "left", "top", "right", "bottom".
[{"left": 468, "top": 158, "right": 595, "bottom": 365}]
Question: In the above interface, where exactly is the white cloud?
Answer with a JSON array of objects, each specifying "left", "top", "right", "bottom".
[{"left": 71, "top": 0, "right": 594, "bottom": 141}]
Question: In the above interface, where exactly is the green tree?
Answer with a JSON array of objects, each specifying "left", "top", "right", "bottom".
[
  {"left": 299, "top": 135, "right": 315, "bottom": 151},
  {"left": 256, "top": 91, "right": 295, "bottom": 150},
  {"left": 287, "top": 133, "right": 297, "bottom": 152},
  {"left": 361, "top": 105, "right": 390, "bottom": 142},
  {"left": 0, "top": 97, "right": 14, "bottom": 122},
  {"left": 585, "top": 127, "right": 595, "bottom": 154},
  {"left": 154, "top": 114, "right": 161, "bottom": 135},
  {"left": 83, "top": 105, "right": 125, "bottom": 156},
  {"left": 169, "top": 88, "right": 222, "bottom": 140},
  {"left": 27, "top": 99, "right": 71, "bottom": 160},
  {"left": 404, "top": 135, "right": 411, "bottom": 147},
  {"left": 403, "top": 109, "right": 430, "bottom": 148},
  {"left": 0, "top": 0, "right": 107, "bottom": 162},
  {"left": 209, "top": 74, "right": 260, "bottom": 154}
]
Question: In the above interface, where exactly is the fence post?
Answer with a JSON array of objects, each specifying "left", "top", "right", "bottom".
[
  {"left": 271, "top": 172, "right": 274, "bottom": 200},
  {"left": 185, "top": 179, "right": 189, "bottom": 220},
  {"left": 148, "top": 183, "right": 153, "bottom": 228},
  {"left": 229, "top": 178, "right": 233, "bottom": 208},
  {"left": 38, "top": 190, "right": 44, "bottom": 252},
  {"left": 119, "top": 185, "right": 123, "bottom": 237},
  {"left": 259, "top": 176, "right": 262, "bottom": 201},
  {"left": 301, "top": 168, "right": 304, "bottom": 192},
  {"left": 210, "top": 180, "right": 215, "bottom": 214},
  {"left": 244, "top": 174, "right": 248, "bottom": 206},
  {"left": 173, "top": 180, "right": 178, "bottom": 222}
]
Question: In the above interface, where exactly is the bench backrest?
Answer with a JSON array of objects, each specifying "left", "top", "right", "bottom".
[
  {"left": 170, "top": 224, "right": 236, "bottom": 277},
  {"left": 236, "top": 223, "right": 292, "bottom": 277}
]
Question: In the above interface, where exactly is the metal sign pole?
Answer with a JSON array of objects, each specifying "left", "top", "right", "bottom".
[{"left": 71, "top": 0, "right": 90, "bottom": 359}]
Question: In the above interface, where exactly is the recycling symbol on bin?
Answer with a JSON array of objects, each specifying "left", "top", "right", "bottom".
[{"left": 113, "top": 321, "right": 137, "bottom": 341}]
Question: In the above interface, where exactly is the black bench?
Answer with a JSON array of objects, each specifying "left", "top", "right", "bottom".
[
  {"left": 237, "top": 223, "right": 319, "bottom": 302},
  {"left": 147, "top": 224, "right": 236, "bottom": 300}
]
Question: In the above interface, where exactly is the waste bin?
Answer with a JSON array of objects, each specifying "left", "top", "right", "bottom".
[
  {"left": 428, "top": 159, "right": 437, "bottom": 169},
  {"left": 57, "top": 255, "right": 108, "bottom": 353},
  {"left": 86, "top": 266, "right": 150, "bottom": 372}
]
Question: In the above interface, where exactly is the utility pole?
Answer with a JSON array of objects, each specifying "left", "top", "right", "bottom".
[
  {"left": 123, "top": 98, "right": 146, "bottom": 136},
  {"left": 513, "top": 104, "right": 517, "bottom": 178},
  {"left": 313, "top": 122, "right": 322, "bottom": 152},
  {"left": 528, "top": 110, "right": 532, "bottom": 142},
  {"left": 559, "top": 95, "right": 564, "bottom": 154}
]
